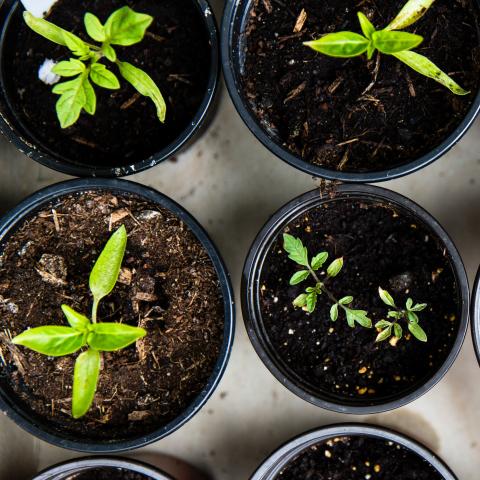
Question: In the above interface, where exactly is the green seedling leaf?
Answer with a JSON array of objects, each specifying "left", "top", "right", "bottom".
[
  {"left": 372, "top": 30, "right": 423, "bottom": 54},
  {"left": 63, "top": 31, "right": 90, "bottom": 57},
  {"left": 289, "top": 270, "right": 310, "bottom": 285},
  {"left": 346, "top": 309, "right": 372, "bottom": 328},
  {"left": 89, "top": 225, "right": 127, "bottom": 304},
  {"left": 311, "top": 252, "right": 328, "bottom": 270},
  {"left": 376, "top": 326, "right": 392, "bottom": 342},
  {"left": 103, "top": 44, "right": 117, "bottom": 62},
  {"left": 72, "top": 349, "right": 100, "bottom": 418},
  {"left": 90, "top": 63, "right": 121, "bottom": 90},
  {"left": 23, "top": 11, "right": 68, "bottom": 46},
  {"left": 306, "top": 292, "right": 317, "bottom": 313},
  {"left": 338, "top": 296, "right": 353, "bottom": 305},
  {"left": 83, "top": 77, "right": 96, "bottom": 115},
  {"left": 393, "top": 323, "right": 403, "bottom": 339},
  {"left": 52, "top": 59, "right": 86, "bottom": 77},
  {"left": 330, "top": 303, "right": 339, "bottom": 321},
  {"left": 327, "top": 258, "right": 343, "bottom": 278},
  {"left": 105, "top": 6, "right": 153, "bottom": 46},
  {"left": 378, "top": 287, "right": 396, "bottom": 307},
  {"left": 388, "top": 310, "right": 403, "bottom": 319},
  {"left": 387, "top": 0, "right": 436, "bottom": 31},
  {"left": 411, "top": 302, "right": 427, "bottom": 312},
  {"left": 407, "top": 311, "right": 419, "bottom": 324},
  {"left": 293, "top": 293, "right": 307, "bottom": 308},
  {"left": 394, "top": 50, "right": 469, "bottom": 95},
  {"left": 305, "top": 32, "right": 369, "bottom": 58},
  {"left": 12, "top": 326, "right": 85, "bottom": 356},
  {"left": 88, "top": 323, "right": 146, "bottom": 351},
  {"left": 406, "top": 298, "right": 413, "bottom": 310},
  {"left": 61, "top": 305, "right": 90, "bottom": 331},
  {"left": 375, "top": 320, "right": 392, "bottom": 329},
  {"left": 282, "top": 234, "right": 309, "bottom": 267},
  {"left": 117, "top": 61, "right": 166, "bottom": 122},
  {"left": 408, "top": 322, "right": 427, "bottom": 342},
  {"left": 84, "top": 12, "right": 106, "bottom": 42},
  {"left": 53, "top": 75, "right": 87, "bottom": 128},
  {"left": 357, "top": 12, "right": 375, "bottom": 40}
]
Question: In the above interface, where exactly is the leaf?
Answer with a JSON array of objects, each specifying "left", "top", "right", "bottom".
[
  {"left": 408, "top": 322, "right": 427, "bottom": 342},
  {"left": 12, "top": 326, "right": 85, "bottom": 356},
  {"left": 105, "top": 6, "right": 153, "bottom": 46},
  {"left": 406, "top": 298, "right": 413, "bottom": 310},
  {"left": 289, "top": 270, "right": 310, "bottom": 285},
  {"left": 52, "top": 59, "right": 86, "bottom": 77},
  {"left": 388, "top": 310, "right": 403, "bottom": 319},
  {"left": 61, "top": 305, "right": 90, "bottom": 331},
  {"left": 117, "top": 61, "right": 166, "bottom": 122},
  {"left": 63, "top": 31, "right": 90, "bottom": 57},
  {"left": 23, "top": 11, "right": 68, "bottom": 46},
  {"left": 311, "top": 252, "right": 328, "bottom": 270},
  {"left": 407, "top": 311, "right": 419, "bottom": 324},
  {"left": 393, "top": 50, "right": 469, "bottom": 95},
  {"left": 357, "top": 12, "right": 375, "bottom": 40},
  {"left": 293, "top": 293, "right": 307, "bottom": 308},
  {"left": 393, "top": 323, "right": 403, "bottom": 339},
  {"left": 376, "top": 327, "right": 392, "bottom": 342},
  {"left": 411, "top": 302, "right": 427, "bottom": 312},
  {"left": 387, "top": 0, "right": 436, "bottom": 31},
  {"left": 330, "top": 303, "right": 338, "bottom": 321},
  {"left": 372, "top": 30, "right": 423, "bottom": 54},
  {"left": 338, "top": 296, "right": 353, "bottom": 305},
  {"left": 53, "top": 75, "right": 87, "bottom": 128},
  {"left": 72, "top": 349, "right": 100, "bottom": 418},
  {"left": 306, "top": 292, "right": 317, "bottom": 313},
  {"left": 304, "top": 32, "right": 369, "bottom": 58},
  {"left": 89, "top": 225, "right": 127, "bottom": 303},
  {"left": 327, "top": 258, "right": 343, "bottom": 278},
  {"left": 346, "top": 309, "right": 372, "bottom": 328},
  {"left": 282, "top": 234, "right": 309, "bottom": 267},
  {"left": 375, "top": 320, "right": 392, "bottom": 329},
  {"left": 367, "top": 43, "right": 375, "bottom": 60},
  {"left": 82, "top": 77, "right": 96, "bottom": 115},
  {"left": 378, "top": 287, "right": 396, "bottom": 307},
  {"left": 90, "top": 63, "right": 121, "bottom": 90},
  {"left": 84, "top": 12, "right": 106, "bottom": 42},
  {"left": 88, "top": 323, "right": 146, "bottom": 351},
  {"left": 103, "top": 45, "right": 117, "bottom": 62}
]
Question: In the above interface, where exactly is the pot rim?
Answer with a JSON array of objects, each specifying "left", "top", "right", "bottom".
[
  {"left": 250, "top": 423, "right": 458, "bottom": 480},
  {"left": 220, "top": 0, "right": 480, "bottom": 183},
  {"left": 0, "top": 0, "right": 219, "bottom": 178},
  {"left": 0, "top": 178, "right": 235, "bottom": 452},
  {"left": 241, "top": 184, "right": 469, "bottom": 414},
  {"left": 470, "top": 267, "right": 480, "bottom": 365}
]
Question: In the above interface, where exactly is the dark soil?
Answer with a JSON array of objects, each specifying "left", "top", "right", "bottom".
[
  {"left": 67, "top": 468, "right": 152, "bottom": 480},
  {"left": 2, "top": 0, "right": 211, "bottom": 169},
  {"left": 276, "top": 435, "right": 443, "bottom": 479},
  {"left": 242, "top": 0, "right": 480, "bottom": 173},
  {"left": 0, "top": 191, "right": 224, "bottom": 440},
  {"left": 260, "top": 198, "right": 460, "bottom": 404}
]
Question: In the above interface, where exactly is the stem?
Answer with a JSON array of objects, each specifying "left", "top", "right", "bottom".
[
  {"left": 91, "top": 298, "right": 99, "bottom": 324},
  {"left": 307, "top": 266, "right": 347, "bottom": 311}
]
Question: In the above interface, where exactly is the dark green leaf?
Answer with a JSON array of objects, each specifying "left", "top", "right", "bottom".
[
  {"left": 357, "top": 12, "right": 375, "bottom": 40},
  {"left": 90, "top": 63, "right": 121, "bottom": 90},
  {"left": 330, "top": 303, "right": 338, "bottom": 321},
  {"left": 282, "top": 234, "right": 309, "bottom": 267},
  {"left": 327, "top": 257, "right": 343, "bottom": 278},
  {"left": 311, "top": 252, "right": 328, "bottom": 270},
  {"left": 289, "top": 270, "right": 310, "bottom": 285},
  {"left": 372, "top": 30, "right": 423, "bottom": 54},
  {"left": 407, "top": 311, "right": 419, "bottom": 324},
  {"left": 304, "top": 32, "right": 369, "bottom": 58},
  {"left": 408, "top": 322, "right": 427, "bottom": 342},
  {"left": 61, "top": 305, "right": 90, "bottom": 331},
  {"left": 84, "top": 12, "right": 106, "bottom": 42},
  {"left": 105, "top": 6, "right": 153, "bottom": 46},
  {"left": 72, "top": 349, "right": 100, "bottom": 418},
  {"left": 378, "top": 287, "right": 396, "bottom": 307},
  {"left": 88, "top": 323, "right": 146, "bottom": 351},
  {"left": 23, "top": 11, "right": 68, "bottom": 46}
]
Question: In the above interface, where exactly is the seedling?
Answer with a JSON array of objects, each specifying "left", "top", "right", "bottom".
[
  {"left": 283, "top": 234, "right": 372, "bottom": 328},
  {"left": 375, "top": 287, "right": 428, "bottom": 342},
  {"left": 24, "top": 6, "right": 167, "bottom": 128},
  {"left": 12, "top": 225, "right": 146, "bottom": 419},
  {"left": 304, "top": 0, "right": 469, "bottom": 95}
]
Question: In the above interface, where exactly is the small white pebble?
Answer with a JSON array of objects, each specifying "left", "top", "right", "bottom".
[
  {"left": 273, "top": 297, "right": 279, "bottom": 303},
  {"left": 324, "top": 449, "right": 332, "bottom": 458},
  {"left": 288, "top": 329, "right": 294, "bottom": 335},
  {"left": 38, "top": 58, "right": 60, "bottom": 85}
]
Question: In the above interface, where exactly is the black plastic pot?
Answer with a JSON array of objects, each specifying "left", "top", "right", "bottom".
[
  {"left": 221, "top": 0, "right": 480, "bottom": 183},
  {"left": 0, "top": 178, "right": 235, "bottom": 452},
  {"left": 34, "top": 457, "right": 173, "bottom": 480},
  {"left": 242, "top": 185, "right": 469, "bottom": 414},
  {"left": 471, "top": 267, "right": 480, "bottom": 365},
  {"left": 0, "top": 0, "right": 219, "bottom": 177},
  {"left": 250, "top": 423, "right": 457, "bottom": 479}
]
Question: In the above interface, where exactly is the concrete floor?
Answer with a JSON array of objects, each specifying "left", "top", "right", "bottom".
[{"left": 1, "top": 2, "right": 480, "bottom": 479}]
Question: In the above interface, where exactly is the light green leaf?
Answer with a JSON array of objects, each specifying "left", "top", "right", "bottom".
[
  {"left": 393, "top": 323, "right": 403, "bottom": 339},
  {"left": 293, "top": 293, "right": 307, "bottom": 308},
  {"left": 53, "top": 75, "right": 87, "bottom": 128},
  {"left": 393, "top": 50, "right": 469, "bottom": 95},
  {"left": 103, "top": 44, "right": 117, "bottom": 62},
  {"left": 84, "top": 12, "right": 106, "bottom": 42},
  {"left": 82, "top": 77, "right": 96, "bottom": 115},
  {"left": 327, "top": 258, "right": 343, "bottom": 278},
  {"left": 63, "top": 31, "right": 90, "bottom": 57},
  {"left": 105, "top": 6, "right": 153, "bottom": 46},
  {"left": 367, "top": 43, "right": 375, "bottom": 60},
  {"left": 330, "top": 303, "right": 338, "bottom": 321},
  {"left": 357, "top": 12, "right": 375, "bottom": 40},
  {"left": 311, "top": 252, "right": 328, "bottom": 270},
  {"left": 72, "top": 349, "right": 100, "bottom": 418},
  {"left": 52, "top": 59, "right": 85, "bottom": 77},
  {"left": 117, "top": 61, "right": 166, "bottom": 122},
  {"left": 407, "top": 311, "right": 419, "bottom": 324},
  {"left": 282, "top": 234, "right": 309, "bottom": 267},
  {"left": 23, "top": 11, "right": 68, "bottom": 46},
  {"left": 387, "top": 0, "right": 436, "bottom": 31},
  {"left": 346, "top": 309, "right": 372, "bottom": 328},
  {"left": 61, "top": 305, "right": 90, "bottom": 331},
  {"left": 376, "top": 327, "right": 392, "bottom": 342},
  {"left": 338, "top": 296, "right": 353, "bottom": 305},
  {"left": 89, "top": 225, "right": 127, "bottom": 304},
  {"left": 375, "top": 320, "right": 392, "bottom": 329},
  {"left": 88, "top": 323, "right": 146, "bottom": 351},
  {"left": 372, "top": 30, "right": 423, "bottom": 54},
  {"left": 406, "top": 298, "right": 413, "bottom": 310},
  {"left": 12, "top": 326, "right": 85, "bottom": 356},
  {"left": 388, "top": 310, "right": 403, "bottom": 319},
  {"left": 378, "top": 287, "right": 396, "bottom": 308},
  {"left": 289, "top": 270, "right": 310, "bottom": 285},
  {"left": 306, "top": 292, "right": 317, "bottom": 313},
  {"left": 408, "top": 322, "right": 427, "bottom": 342},
  {"left": 411, "top": 302, "right": 427, "bottom": 312},
  {"left": 90, "top": 63, "right": 121, "bottom": 90},
  {"left": 304, "top": 32, "right": 369, "bottom": 58}
]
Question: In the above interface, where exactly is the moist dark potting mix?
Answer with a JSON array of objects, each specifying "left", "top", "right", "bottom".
[
  {"left": 3, "top": 0, "right": 210, "bottom": 167},
  {"left": 0, "top": 191, "right": 224, "bottom": 439},
  {"left": 275, "top": 435, "right": 443, "bottom": 479},
  {"left": 242, "top": 0, "right": 480, "bottom": 173},
  {"left": 260, "top": 198, "right": 460, "bottom": 403},
  {"left": 67, "top": 468, "right": 153, "bottom": 480}
]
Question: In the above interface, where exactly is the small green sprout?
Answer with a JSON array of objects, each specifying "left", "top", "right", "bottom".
[
  {"left": 375, "top": 287, "right": 428, "bottom": 343},
  {"left": 304, "top": 0, "right": 469, "bottom": 95},
  {"left": 24, "top": 6, "right": 166, "bottom": 128},
  {"left": 283, "top": 234, "right": 372, "bottom": 329},
  {"left": 12, "top": 226, "right": 146, "bottom": 419}
]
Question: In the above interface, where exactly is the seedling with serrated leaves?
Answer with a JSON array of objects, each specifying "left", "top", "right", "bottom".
[
  {"left": 304, "top": 0, "right": 468, "bottom": 95},
  {"left": 375, "top": 287, "right": 428, "bottom": 343},
  {"left": 283, "top": 234, "right": 372, "bottom": 329},
  {"left": 12, "top": 225, "right": 146, "bottom": 419},
  {"left": 24, "top": 6, "right": 166, "bottom": 128}
]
